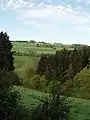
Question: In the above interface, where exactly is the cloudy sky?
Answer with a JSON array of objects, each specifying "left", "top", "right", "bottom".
[{"left": 0, "top": 0, "right": 90, "bottom": 44}]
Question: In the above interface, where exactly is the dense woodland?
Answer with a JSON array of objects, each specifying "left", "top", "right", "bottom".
[{"left": 37, "top": 47, "right": 90, "bottom": 83}]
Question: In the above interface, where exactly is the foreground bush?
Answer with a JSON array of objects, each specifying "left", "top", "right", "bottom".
[
  {"left": 30, "top": 82, "right": 70, "bottom": 120},
  {"left": 0, "top": 70, "right": 24, "bottom": 120}
]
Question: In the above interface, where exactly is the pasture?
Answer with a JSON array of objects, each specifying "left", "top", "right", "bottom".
[{"left": 12, "top": 42, "right": 73, "bottom": 55}]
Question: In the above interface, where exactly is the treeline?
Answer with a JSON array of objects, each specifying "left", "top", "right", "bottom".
[
  {"left": 11, "top": 40, "right": 36, "bottom": 43},
  {"left": 14, "top": 51, "right": 40, "bottom": 57},
  {"left": 36, "top": 47, "right": 90, "bottom": 83}
]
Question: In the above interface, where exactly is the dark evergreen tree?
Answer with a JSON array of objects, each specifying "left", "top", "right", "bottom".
[
  {"left": 44, "top": 64, "right": 54, "bottom": 84},
  {"left": 37, "top": 47, "right": 90, "bottom": 83},
  {"left": 0, "top": 31, "right": 14, "bottom": 71},
  {"left": 65, "top": 64, "right": 74, "bottom": 80},
  {"left": 55, "top": 49, "right": 70, "bottom": 82},
  {"left": 0, "top": 70, "right": 21, "bottom": 120},
  {"left": 82, "top": 47, "right": 90, "bottom": 68},
  {"left": 36, "top": 54, "right": 49, "bottom": 75}
]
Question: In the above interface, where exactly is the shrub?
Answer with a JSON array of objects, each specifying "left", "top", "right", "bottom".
[
  {"left": 69, "top": 67, "right": 90, "bottom": 99},
  {"left": 24, "top": 74, "right": 47, "bottom": 90},
  {"left": 0, "top": 70, "right": 23, "bottom": 120},
  {"left": 30, "top": 81, "right": 70, "bottom": 120}
]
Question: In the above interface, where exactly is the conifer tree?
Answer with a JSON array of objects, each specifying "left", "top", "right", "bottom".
[{"left": 0, "top": 31, "right": 14, "bottom": 71}]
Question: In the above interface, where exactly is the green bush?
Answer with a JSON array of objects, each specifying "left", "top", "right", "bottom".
[
  {"left": 24, "top": 74, "right": 47, "bottom": 90},
  {"left": 71, "top": 67, "right": 90, "bottom": 99},
  {"left": 30, "top": 82, "right": 70, "bottom": 120},
  {"left": 0, "top": 70, "right": 23, "bottom": 120}
]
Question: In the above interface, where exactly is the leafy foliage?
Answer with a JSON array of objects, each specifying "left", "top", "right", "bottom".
[
  {"left": 72, "top": 67, "right": 90, "bottom": 99},
  {"left": 30, "top": 81, "right": 70, "bottom": 120},
  {"left": 0, "top": 70, "right": 23, "bottom": 120},
  {"left": 0, "top": 31, "right": 14, "bottom": 71},
  {"left": 24, "top": 74, "right": 47, "bottom": 90}
]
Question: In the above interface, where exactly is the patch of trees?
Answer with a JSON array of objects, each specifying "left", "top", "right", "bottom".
[
  {"left": 11, "top": 41, "right": 29, "bottom": 43},
  {"left": 72, "top": 44, "right": 88, "bottom": 49},
  {"left": 36, "top": 47, "right": 90, "bottom": 83},
  {"left": 30, "top": 40, "right": 36, "bottom": 43},
  {"left": 36, "top": 42, "right": 56, "bottom": 49},
  {"left": 14, "top": 51, "right": 40, "bottom": 57}
]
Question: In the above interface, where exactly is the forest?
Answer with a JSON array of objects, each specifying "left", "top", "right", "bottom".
[{"left": 0, "top": 31, "right": 90, "bottom": 120}]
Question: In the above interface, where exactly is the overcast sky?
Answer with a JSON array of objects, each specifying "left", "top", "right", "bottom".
[{"left": 0, "top": 0, "right": 90, "bottom": 44}]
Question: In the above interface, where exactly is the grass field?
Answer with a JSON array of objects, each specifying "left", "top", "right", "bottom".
[
  {"left": 12, "top": 42, "right": 73, "bottom": 54},
  {"left": 15, "top": 86, "right": 90, "bottom": 120},
  {"left": 14, "top": 55, "right": 39, "bottom": 79},
  {"left": 12, "top": 42, "right": 57, "bottom": 54}
]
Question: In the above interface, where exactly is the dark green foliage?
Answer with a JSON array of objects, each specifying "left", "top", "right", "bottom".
[
  {"left": 30, "top": 40, "right": 36, "bottom": 43},
  {"left": 36, "top": 54, "right": 49, "bottom": 75},
  {"left": 44, "top": 64, "right": 54, "bottom": 83},
  {"left": 0, "top": 90, "right": 20, "bottom": 120},
  {"left": 30, "top": 82, "right": 70, "bottom": 120},
  {"left": 24, "top": 74, "right": 47, "bottom": 91},
  {"left": 0, "top": 70, "right": 24, "bottom": 120},
  {"left": 36, "top": 47, "right": 90, "bottom": 83},
  {"left": 0, "top": 32, "right": 14, "bottom": 71},
  {"left": 0, "top": 70, "right": 22, "bottom": 90}
]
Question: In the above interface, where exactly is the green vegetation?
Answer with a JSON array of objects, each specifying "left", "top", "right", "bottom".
[
  {"left": 0, "top": 31, "right": 90, "bottom": 119},
  {"left": 15, "top": 86, "right": 90, "bottom": 120},
  {"left": 12, "top": 41, "right": 74, "bottom": 56},
  {"left": 72, "top": 67, "right": 90, "bottom": 99},
  {"left": 12, "top": 41, "right": 90, "bottom": 120},
  {"left": 14, "top": 55, "right": 39, "bottom": 79}
]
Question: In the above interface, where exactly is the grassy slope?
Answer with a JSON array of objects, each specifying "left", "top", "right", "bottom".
[
  {"left": 14, "top": 55, "right": 39, "bottom": 79},
  {"left": 15, "top": 86, "right": 90, "bottom": 120}
]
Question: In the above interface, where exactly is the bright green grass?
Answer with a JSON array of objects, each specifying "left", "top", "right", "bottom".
[
  {"left": 12, "top": 42, "right": 63, "bottom": 54},
  {"left": 14, "top": 56, "right": 39, "bottom": 69},
  {"left": 14, "top": 86, "right": 90, "bottom": 120},
  {"left": 14, "top": 55, "right": 39, "bottom": 79}
]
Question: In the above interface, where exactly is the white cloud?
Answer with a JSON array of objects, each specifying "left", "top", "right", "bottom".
[
  {"left": 1, "top": 0, "right": 90, "bottom": 32},
  {"left": 16, "top": 3, "right": 90, "bottom": 27}
]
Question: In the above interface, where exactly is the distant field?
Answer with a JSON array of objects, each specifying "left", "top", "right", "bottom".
[
  {"left": 15, "top": 86, "right": 90, "bottom": 120},
  {"left": 12, "top": 42, "right": 73, "bottom": 55},
  {"left": 12, "top": 42, "right": 56, "bottom": 54}
]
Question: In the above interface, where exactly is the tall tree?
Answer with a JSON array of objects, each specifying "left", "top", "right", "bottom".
[
  {"left": 36, "top": 54, "right": 49, "bottom": 75},
  {"left": 0, "top": 31, "right": 14, "bottom": 71},
  {"left": 44, "top": 63, "right": 54, "bottom": 84}
]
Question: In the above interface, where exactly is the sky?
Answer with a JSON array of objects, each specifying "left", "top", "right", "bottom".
[{"left": 0, "top": 0, "right": 90, "bottom": 44}]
